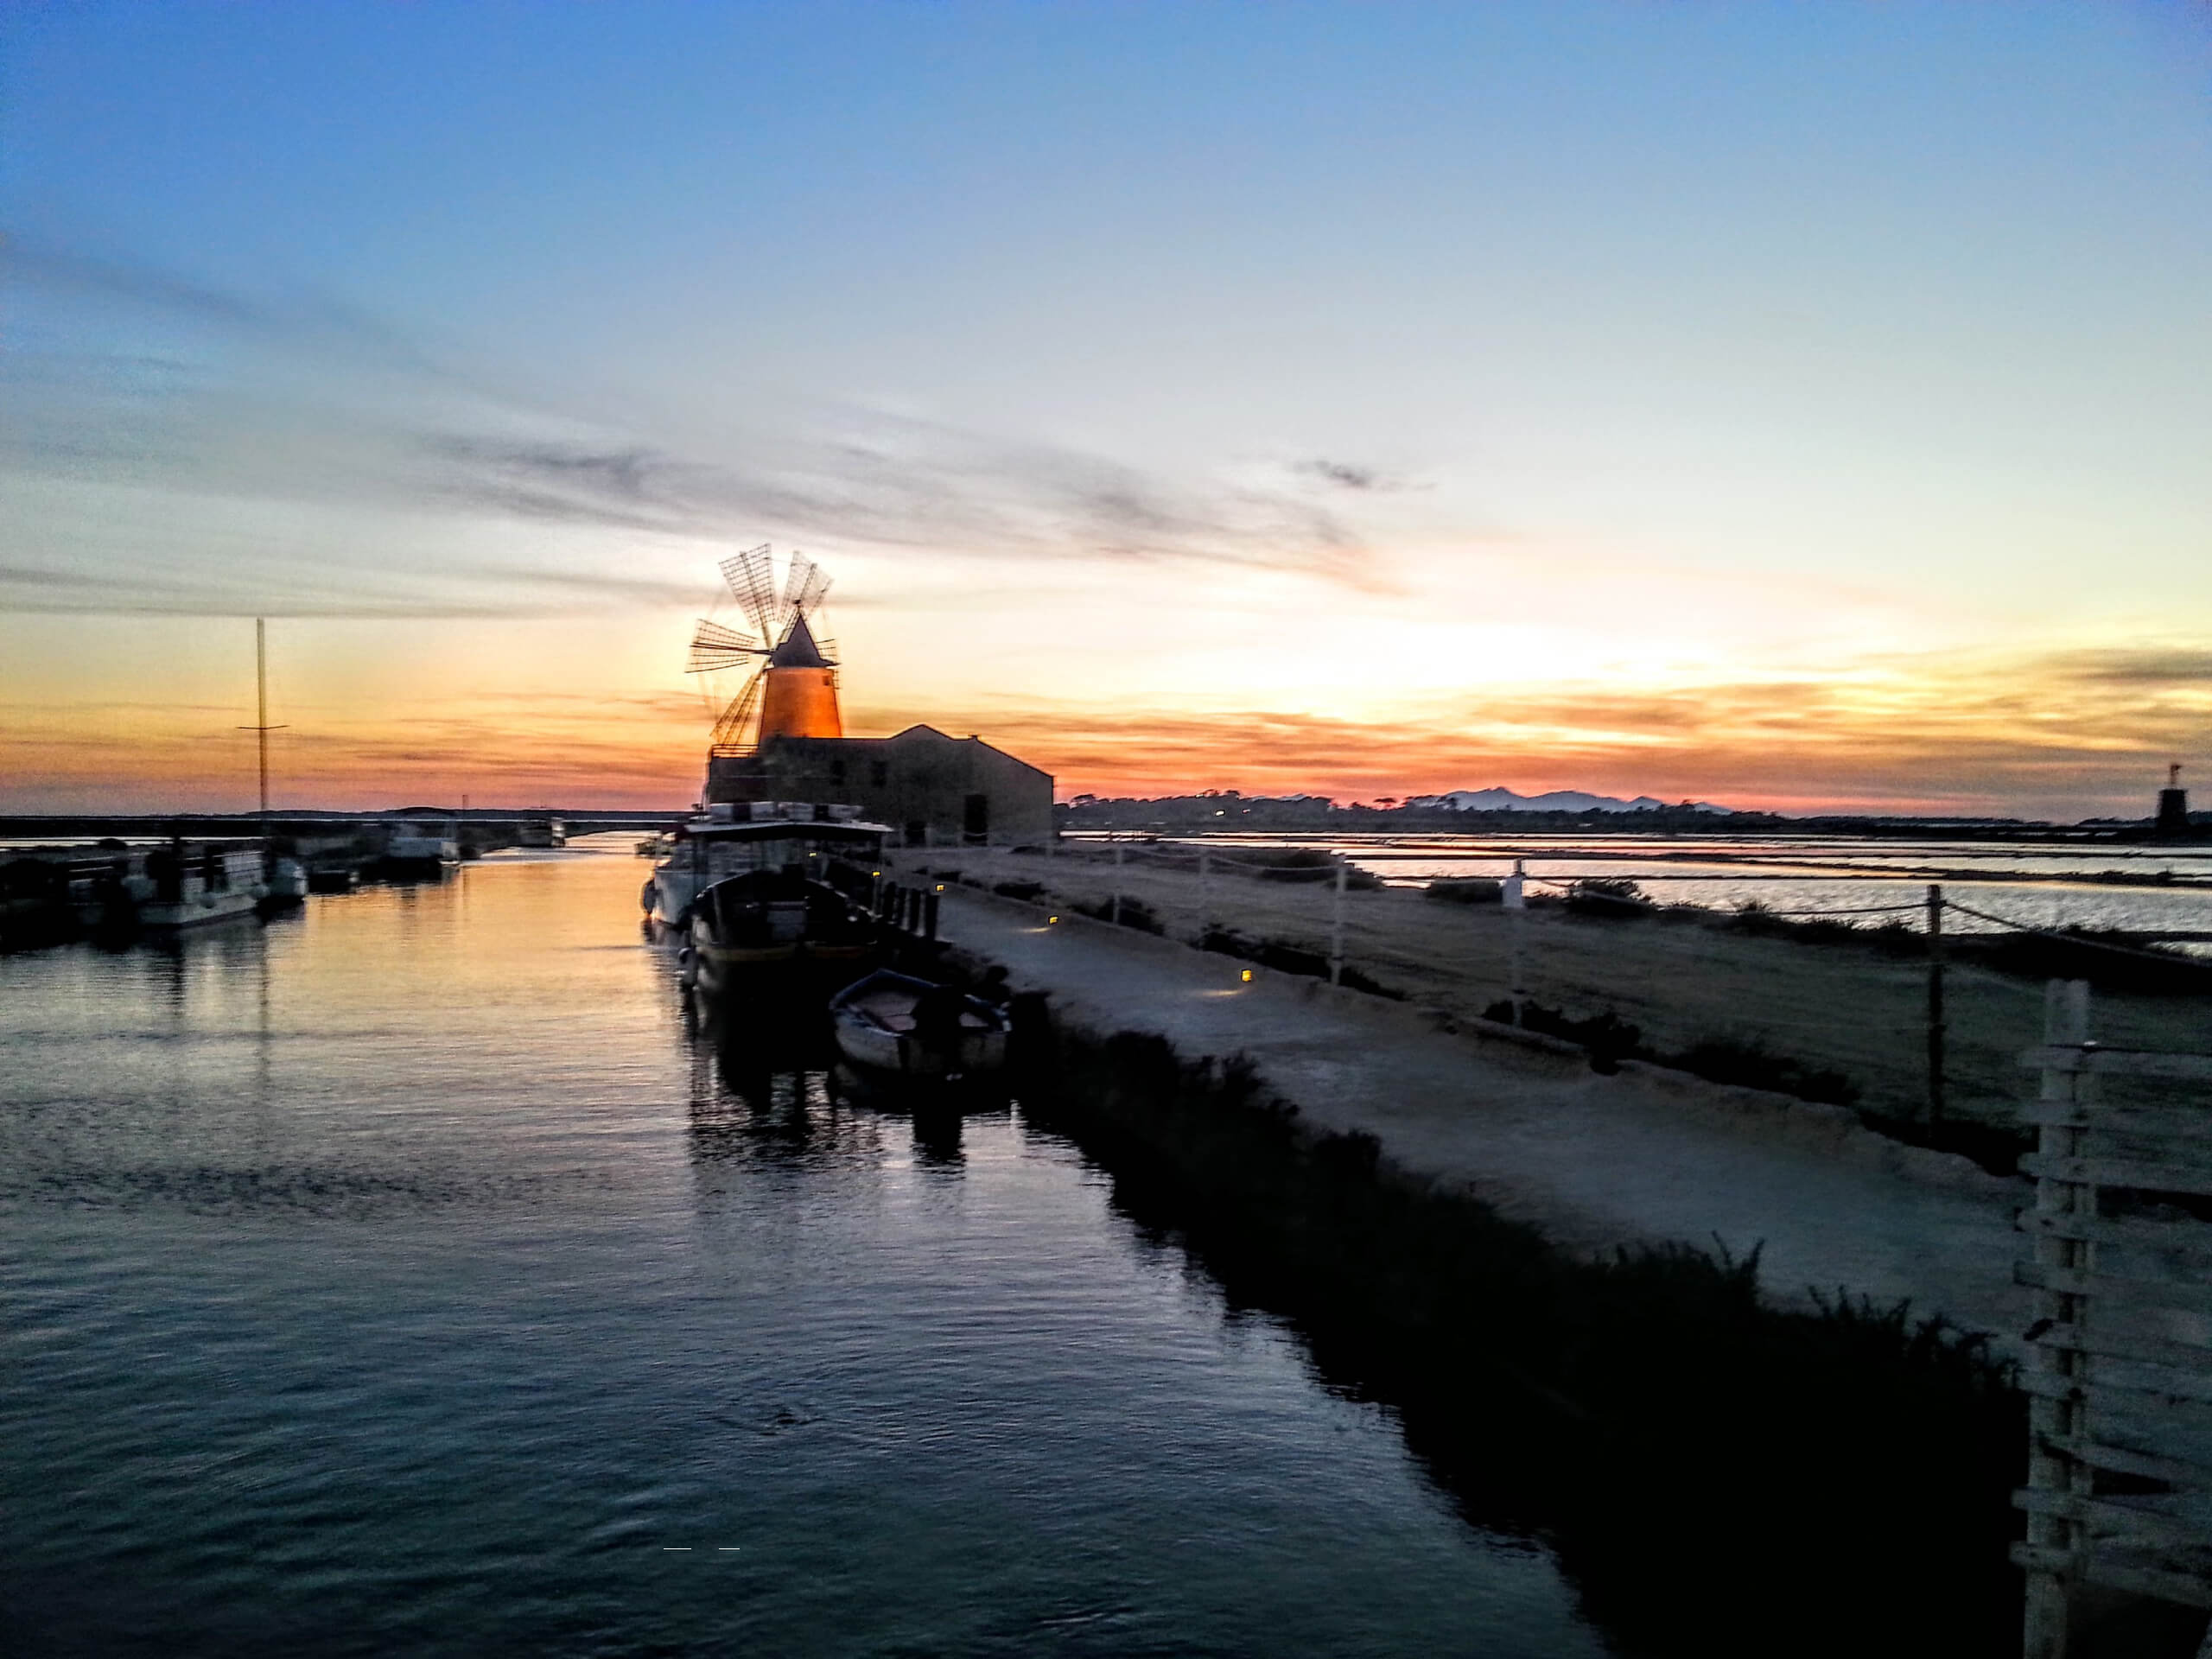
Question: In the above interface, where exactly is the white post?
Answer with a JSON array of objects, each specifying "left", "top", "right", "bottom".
[
  {"left": 1112, "top": 841, "right": 1123, "bottom": 926},
  {"left": 2021, "top": 977, "right": 2094, "bottom": 1659},
  {"left": 1330, "top": 861, "right": 1347, "bottom": 986}
]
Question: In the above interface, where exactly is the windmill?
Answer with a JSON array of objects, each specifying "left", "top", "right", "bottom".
[{"left": 687, "top": 545, "right": 842, "bottom": 756}]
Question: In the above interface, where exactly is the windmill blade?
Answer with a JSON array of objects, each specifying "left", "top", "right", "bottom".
[
  {"left": 708, "top": 665, "right": 766, "bottom": 756},
  {"left": 811, "top": 632, "right": 840, "bottom": 665},
  {"left": 782, "top": 553, "right": 832, "bottom": 621},
  {"left": 780, "top": 551, "right": 813, "bottom": 612},
  {"left": 720, "top": 544, "right": 779, "bottom": 643},
  {"left": 686, "top": 619, "right": 760, "bottom": 675}
]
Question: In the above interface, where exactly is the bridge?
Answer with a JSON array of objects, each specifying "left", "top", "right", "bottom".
[{"left": 2, "top": 810, "right": 690, "bottom": 843}]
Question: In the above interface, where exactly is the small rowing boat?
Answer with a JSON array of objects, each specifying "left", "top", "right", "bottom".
[{"left": 828, "top": 970, "right": 1007, "bottom": 1083}]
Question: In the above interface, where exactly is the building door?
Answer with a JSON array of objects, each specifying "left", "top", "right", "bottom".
[
  {"left": 963, "top": 793, "right": 989, "bottom": 845},
  {"left": 905, "top": 820, "right": 928, "bottom": 848}
]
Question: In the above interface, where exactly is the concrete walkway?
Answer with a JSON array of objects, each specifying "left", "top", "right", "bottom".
[{"left": 938, "top": 888, "right": 2034, "bottom": 1350}]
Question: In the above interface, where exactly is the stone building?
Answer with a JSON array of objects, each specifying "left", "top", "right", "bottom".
[{"left": 705, "top": 725, "right": 1053, "bottom": 848}]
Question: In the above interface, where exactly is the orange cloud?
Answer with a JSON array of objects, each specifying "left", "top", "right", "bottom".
[{"left": 5, "top": 641, "right": 2205, "bottom": 822}]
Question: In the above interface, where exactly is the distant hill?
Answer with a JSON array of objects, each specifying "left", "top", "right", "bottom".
[{"left": 1406, "top": 787, "right": 1730, "bottom": 815}]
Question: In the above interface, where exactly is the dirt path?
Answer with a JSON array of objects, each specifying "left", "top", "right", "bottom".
[
  {"left": 912, "top": 846, "right": 2209, "bottom": 1129},
  {"left": 928, "top": 882, "right": 2036, "bottom": 1351}
]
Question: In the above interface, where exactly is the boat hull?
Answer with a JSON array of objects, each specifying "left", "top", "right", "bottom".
[
  {"left": 833, "top": 1016, "right": 1008, "bottom": 1081},
  {"left": 828, "top": 971, "right": 1009, "bottom": 1082},
  {"left": 137, "top": 890, "right": 262, "bottom": 931}
]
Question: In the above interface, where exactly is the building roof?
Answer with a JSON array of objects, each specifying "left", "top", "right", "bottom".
[
  {"left": 753, "top": 723, "right": 1050, "bottom": 779},
  {"left": 770, "top": 613, "right": 833, "bottom": 669}
]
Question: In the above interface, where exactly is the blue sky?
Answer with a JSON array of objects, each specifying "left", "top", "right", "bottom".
[{"left": 4, "top": 3, "right": 2210, "bottom": 812}]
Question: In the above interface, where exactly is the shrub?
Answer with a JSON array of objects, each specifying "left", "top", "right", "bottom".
[
  {"left": 992, "top": 879, "right": 1046, "bottom": 902},
  {"left": 1482, "top": 997, "right": 1643, "bottom": 1069},
  {"left": 1426, "top": 878, "right": 1503, "bottom": 905},
  {"left": 1563, "top": 877, "right": 1649, "bottom": 918},
  {"left": 1337, "top": 964, "right": 1405, "bottom": 1000}
]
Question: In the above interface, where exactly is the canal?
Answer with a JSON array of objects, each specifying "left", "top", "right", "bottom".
[{"left": 0, "top": 838, "right": 1615, "bottom": 1656}]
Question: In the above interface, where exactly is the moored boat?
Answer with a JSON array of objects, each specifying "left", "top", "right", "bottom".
[
  {"left": 646, "top": 801, "right": 889, "bottom": 932},
  {"left": 137, "top": 842, "right": 264, "bottom": 931},
  {"left": 684, "top": 868, "right": 885, "bottom": 995},
  {"left": 828, "top": 969, "right": 1008, "bottom": 1083},
  {"left": 378, "top": 823, "right": 461, "bottom": 877}
]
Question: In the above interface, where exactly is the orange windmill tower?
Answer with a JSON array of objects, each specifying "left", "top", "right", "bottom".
[{"left": 685, "top": 545, "right": 842, "bottom": 755}]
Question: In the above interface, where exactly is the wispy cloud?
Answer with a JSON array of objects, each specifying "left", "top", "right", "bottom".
[
  {"left": 1, "top": 241, "right": 1391, "bottom": 617},
  {"left": 1292, "top": 458, "right": 1421, "bottom": 493}
]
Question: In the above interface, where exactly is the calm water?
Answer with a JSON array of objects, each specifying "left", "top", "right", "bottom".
[{"left": 0, "top": 839, "right": 1612, "bottom": 1657}]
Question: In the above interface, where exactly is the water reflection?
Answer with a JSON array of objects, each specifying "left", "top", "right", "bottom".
[
  {"left": 908, "top": 1105, "right": 966, "bottom": 1169},
  {"left": 682, "top": 995, "right": 886, "bottom": 1172}
]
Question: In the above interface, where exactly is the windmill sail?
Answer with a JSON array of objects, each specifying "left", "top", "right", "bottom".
[
  {"left": 708, "top": 668, "right": 766, "bottom": 756},
  {"left": 781, "top": 553, "right": 831, "bottom": 626},
  {"left": 720, "top": 544, "right": 779, "bottom": 644},
  {"left": 686, "top": 620, "right": 760, "bottom": 675}
]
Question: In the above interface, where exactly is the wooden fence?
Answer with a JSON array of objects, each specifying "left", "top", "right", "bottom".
[{"left": 2013, "top": 978, "right": 2212, "bottom": 1657}]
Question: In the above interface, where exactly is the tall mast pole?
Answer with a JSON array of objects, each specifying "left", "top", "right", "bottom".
[
  {"left": 257, "top": 618, "right": 270, "bottom": 833},
  {"left": 238, "top": 618, "right": 287, "bottom": 874}
]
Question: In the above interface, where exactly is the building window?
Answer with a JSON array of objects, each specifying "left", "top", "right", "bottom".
[
  {"left": 831, "top": 760, "right": 846, "bottom": 784},
  {"left": 871, "top": 761, "right": 888, "bottom": 787}
]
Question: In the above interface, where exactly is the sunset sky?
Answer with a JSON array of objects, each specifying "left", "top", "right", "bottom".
[{"left": 4, "top": 3, "right": 2209, "bottom": 817}]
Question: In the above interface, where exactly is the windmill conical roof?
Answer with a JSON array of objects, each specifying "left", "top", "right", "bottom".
[{"left": 770, "top": 613, "right": 831, "bottom": 669}]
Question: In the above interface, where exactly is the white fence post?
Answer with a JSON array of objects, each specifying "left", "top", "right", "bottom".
[
  {"left": 1330, "top": 861, "right": 1347, "bottom": 986},
  {"left": 2020, "top": 977, "right": 2093, "bottom": 1659}
]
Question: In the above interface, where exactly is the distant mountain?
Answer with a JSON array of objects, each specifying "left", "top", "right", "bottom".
[{"left": 1405, "top": 787, "right": 1730, "bottom": 815}]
